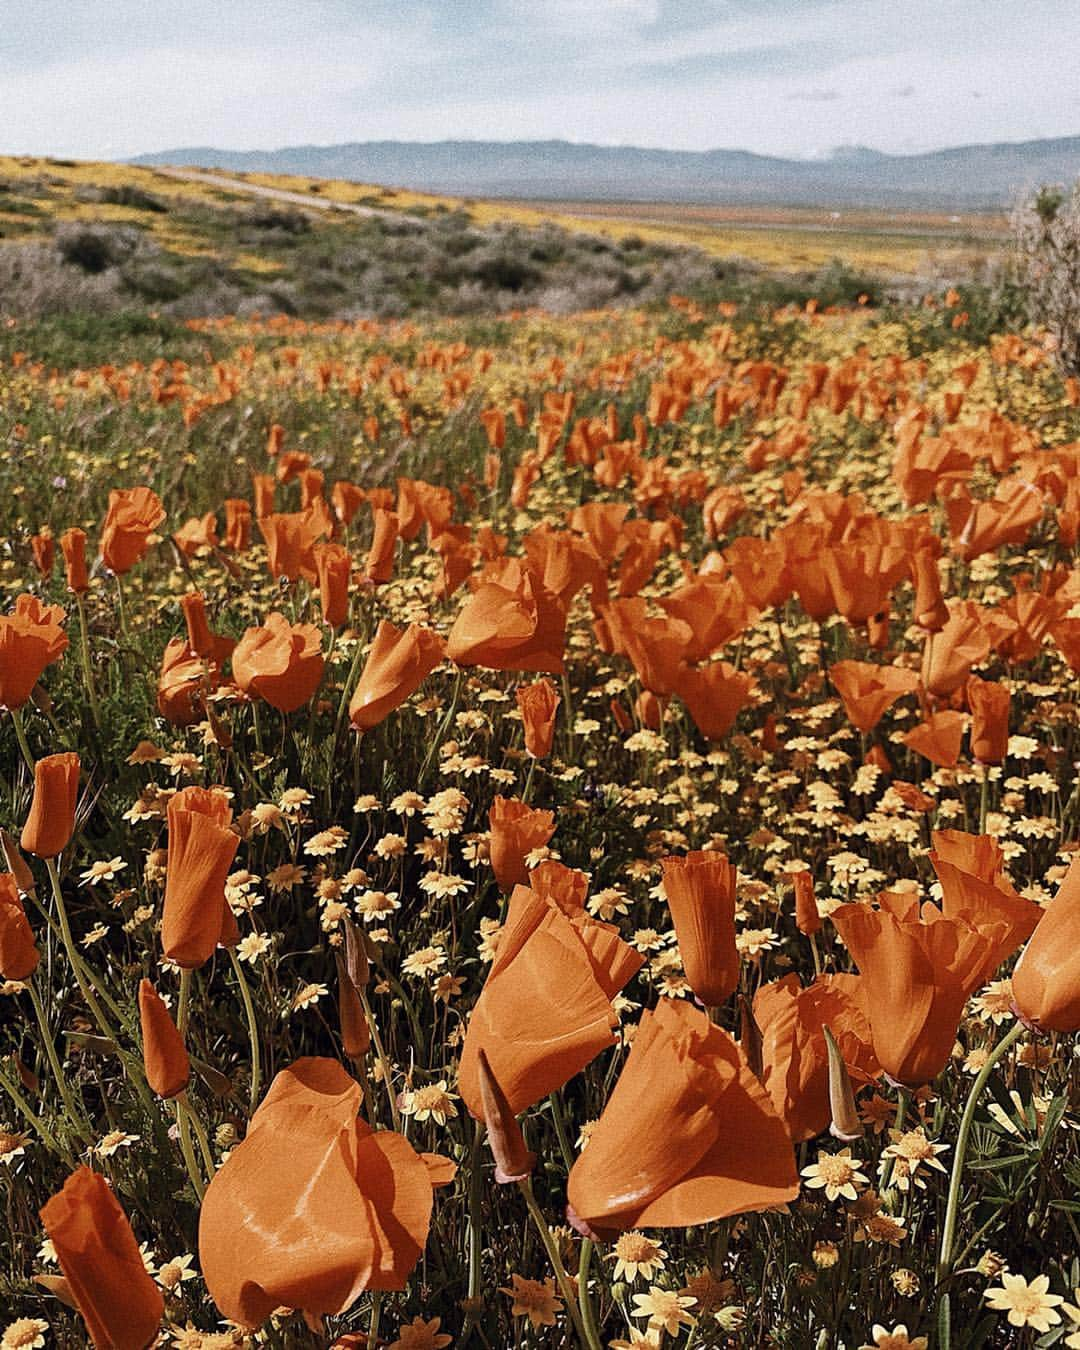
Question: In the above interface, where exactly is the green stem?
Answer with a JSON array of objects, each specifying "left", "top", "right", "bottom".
[
  {"left": 879, "top": 1086, "right": 910, "bottom": 1194},
  {"left": 10, "top": 706, "right": 35, "bottom": 775},
  {"left": 578, "top": 1238, "right": 604, "bottom": 1350},
  {"left": 0, "top": 1059, "right": 68, "bottom": 1159},
  {"left": 74, "top": 592, "right": 101, "bottom": 730},
  {"left": 228, "top": 950, "right": 262, "bottom": 1115},
  {"left": 518, "top": 1176, "right": 589, "bottom": 1347},
  {"left": 419, "top": 669, "right": 463, "bottom": 783},
  {"left": 177, "top": 969, "right": 193, "bottom": 1042},
  {"left": 174, "top": 1096, "right": 205, "bottom": 1201},
  {"left": 463, "top": 1120, "right": 484, "bottom": 1337},
  {"left": 359, "top": 987, "right": 400, "bottom": 1129},
  {"left": 978, "top": 770, "right": 990, "bottom": 835},
  {"left": 935, "top": 1020, "right": 1026, "bottom": 1348},
  {"left": 548, "top": 1090, "right": 575, "bottom": 1172},
  {"left": 179, "top": 1090, "right": 215, "bottom": 1178},
  {"left": 28, "top": 978, "right": 90, "bottom": 1141},
  {"left": 367, "top": 1291, "right": 382, "bottom": 1350}
]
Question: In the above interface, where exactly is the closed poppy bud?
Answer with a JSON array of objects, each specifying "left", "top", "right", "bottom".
[
  {"left": 363, "top": 508, "right": 399, "bottom": 585},
  {"left": 31, "top": 531, "right": 54, "bottom": 578},
  {"left": 252, "top": 473, "right": 276, "bottom": 520},
  {"left": 516, "top": 678, "right": 560, "bottom": 759},
  {"left": 0, "top": 595, "right": 68, "bottom": 710},
  {"left": 0, "top": 873, "right": 38, "bottom": 980},
  {"left": 342, "top": 916, "right": 370, "bottom": 990},
  {"left": 223, "top": 499, "right": 252, "bottom": 552},
  {"left": 793, "top": 870, "right": 821, "bottom": 937},
  {"left": 21, "top": 752, "right": 79, "bottom": 859},
  {"left": 267, "top": 422, "right": 285, "bottom": 457},
  {"left": 477, "top": 1048, "right": 535, "bottom": 1184},
  {"left": 138, "top": 979, "right": 189, "bottom": 1099},
  {"left": 823, "top": 1024, "right": 863, "bottom": 1143},
  {"left": 912, "top": 549, "right": 949, "bottom": 631},
  {"left": 335, "top": 954, "right": 370, "bottom": 1060},
  {"left": 101, "top": 486, "right": 165, "bottom": 575},
  {"left": 488, "top": 797, "right": 555, "bottom": 891},
  {"left": 348, "top": 620, "right": 445, "bottom": 731},
  {"left": 1, "top": 828, "right": 36, "bottom": 897},
  {"left": 180, "top": 592, "right": 214, "bottom": 659},
  {"left": 40, "top": 1166, "right": 164, "bottom": 1350},
  {"left": 59, "top": 528, "right": 89, "bottom": 594},
  {"left": 635, "top": 689, "right": 662, "bottom": 730},
  {"left": 966, "top": 675, "right": 1010, "bottom": 764},
  {"left": 162, "top": 788, "right": 239, "bottom": 970},
  {"left": 314, "top": 542, "right": 352, "bottom": 628},
  {"left": 1012, "top": 855, "right": 1080, "bottom": 1032},
  {"left": 660, "top": 851, "right": 739, "bottom": 1009},
  {"left": 232, "top": 613, "right": 325, "bottom": 713}
]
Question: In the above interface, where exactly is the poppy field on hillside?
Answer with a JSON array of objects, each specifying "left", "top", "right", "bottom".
[{"left": 0, "top": 287, "right": 1078, "bottom": 1350}]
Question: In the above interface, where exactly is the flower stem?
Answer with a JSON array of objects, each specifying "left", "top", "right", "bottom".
[
  {"left": 28, "top": 977, "right": 90, "bottom": 1142},
  {"left": 74, "top": 592, "right": 101, "bottom": 730},
  {"left": 174, "top": 1096, "right": 205, "bottom": 1201},
  {"left": 359, "top": 986, "right": 400, "bottom": 1129},
  {"left": 228, "top": 950, "right": 262, "bottom": 1115},
  {"left": 10, "top": 706, "right": 35, "bottom": 775},
  {"left": 578, "top": 1237, "right": 604, "bottom": 1350},
  {"left": 518, "top": 1176, "right": 589, "bottom": 1347}
]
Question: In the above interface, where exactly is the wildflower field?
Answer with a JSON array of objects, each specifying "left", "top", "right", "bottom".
[{"left": 1, "top": 272, "right": 1079, "bottom": 1350}]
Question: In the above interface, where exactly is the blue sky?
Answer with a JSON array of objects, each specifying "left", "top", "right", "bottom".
[{"left": 2, "top": 0, "right": 1078, "bottom": 160}]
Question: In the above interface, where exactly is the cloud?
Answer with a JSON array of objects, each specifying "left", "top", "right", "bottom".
[{"left": 787, "top": 89, "right": 841, "bottom": 103}]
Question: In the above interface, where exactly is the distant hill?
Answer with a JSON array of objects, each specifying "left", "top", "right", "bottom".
[{"left": 129, "top": 135, "right": 1080, "bottom": 210}]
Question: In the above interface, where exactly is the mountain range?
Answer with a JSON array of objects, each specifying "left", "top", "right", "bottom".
[{"left": 129, "top": 135, "right": 1080, "bottom": 210}]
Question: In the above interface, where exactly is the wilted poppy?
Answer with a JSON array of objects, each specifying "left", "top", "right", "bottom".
[
  {"left": 566, "top": 1000, "right": 798, "bottom": 1233},
  {"left": 660, "top": 851, "right": 739, "bottom": 1008},
  {"left": 1011, "top": 854, "right": 1080, "bottom": 1032},
  {"left": 0, "top": 872, "right": 38, "bottom": 980},
  {"left": 40, "top": 1166, "right": 164, "bottom": 1350},
  {"left": 348, "top": 620, "right": 445, "bottom": 731},
  {"left": 21, "top": 752, "right": 79, "bottom": 859},
  {"left": 232, "top": 613, "right": 325, "bottom": 713},
  {"left": 199, "top": 1057, "right": 435, "bottom": 1328},
  {"left": 516, "top": 678, "right": 560, "bottom": 758},
  {"left": 138, "top": 979, "right": 189, "bottom": 1099},
  {"left": 100, "top": 486, "right": 165, "bottom": 575},
  {"left": 0, "top": 594, "right": 68, "bottom": 710},
  {"left": 161, "top": 787, "right": 240, "bottom": 970},
  {"left": 488, "top": 797, "right": 555, "bottom": 891}
]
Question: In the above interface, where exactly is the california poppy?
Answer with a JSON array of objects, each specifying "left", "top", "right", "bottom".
[
  {"left": 830, "top": 661, "right": 919, "bottom": 734},
  {"left": 21, "top": 752, "right": 79, "bottom": 859},
  {"left": 59, "top": 527, "right": 89, "bottom": 594},
  {"left": 40, "top": 1167, "right": 164, "bottom": 1350},
  {"left": 100, "top": 486, "right": 165, "bottom": 575},
  {"left": 488, "top": 797, "right": 555, "bottom": 891},
  {"left": 911, "top": 548, "right": 949, "bottom": 631},
  {"left": 138, "top": 979, "right": 190, "bottom": 1099},
  {"left": 31, "top": 531, "right": 54, "bottom": 578},
  {"left": 348, "top": 620, "right": 445, "bottom": 731},
  {"left": 232, "top": 614, "right": 325, "bottom": 713},
  {"left": 364, "top": 508, "right": 399, "bottom": 584},
  {"left": 0, "top": 872, "right": 38, "bottom": 980},
  {"left": 1011, "top": 854, "right": 1080, "bottom": 1032},
  {"left": 257, "top": 509, "right": 326, "bottom": 583},
  {"left": 921, "top": 600, "right": 992, "bottom": 697},
  {"left": 966, "top": 675, "right": 1010, "bottom": 764},
  {"left": 156, "top": 634, "right": 233, "bottom": 727},
  {"left": 199, "top": 1057, "right": 435, "bottom": 1328},
  {"left": 223, "top": 499, "right": 252, "bottom": 552},
  {"left": 458, "top": 881, "right": 641, "bottom": 1119},
  {"left": 660, "top": 851, "right": 739, "bottom": 1008},
  {"left": 903, "top": 710, "right": 966, "bottom": 768},
  {"left": 161, "top": 787, "right": 240, "bottom": 970},
  {"left": 447, "top": 560, "right": 566, "bottom": 674},
  {"left": 516, "top": 678, "right": 560, "bottom": 758},
  {"left": 566, "top": 1000, "right": 798, "bottom": 1234},
  {"left": 314, "top": 542, "right": 352, "bottom": 629},
  {"left": 674, "top": 661, "right": 752, "bottom": 741},
  {"left": 0, "top": 594, "right": 68, "bottom": 710}
]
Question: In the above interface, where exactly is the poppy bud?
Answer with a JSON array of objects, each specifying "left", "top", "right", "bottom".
[
  {"left": 738, "top": 994, "right": 764, "bottom": 1080},
  {"left": 0, "top": 873, "right": 38, "bottom": 980},
  {"left": 1011, "top": 854, "right": 1080, "bottom": 1032},
  {"left": 138, "top": 979, "right": 189, "bottom": 1099},
  {"left": 40, "top": 1166, "right": 164, "bottom": 1350},
  {"left": 476, "top": 1049, "right": 536, "bottom": 1184},
  {"left": 660, "top": 851, "right": 739, "bottom": 1009},
  {"left": 516, "top": 678, "right": 560, "bottom": 759},
  {"left": 335, "top": 954, "right": 370, "bottom": 1061},
  {"left": 823, "top": 1024, "right": 862, "bottom": 1142},
  {"left": 348, "top": 620, "right": 445, "bottom": 731},
  {"left": 31, "top": 532, "right": 54, "bottom": 578},
  {"left": 180, "top": 592, "right": 214, "bottom": 659},
  {"left": 911, "top": 549, "right": 949, "bottom": 632},
  {"left": 59, "top": 528, "right": 89, "bottom": 594},
  {"left": 635, "top": 689, "right": 662, "bottom": 730},
  {"left": 223, "top": 499, "right": 252, "bottom": 552},
  {"left": 343, "top": 917, "right": 371, "bottom": 989},
  {"left": 1, "top": 827, "right": 36, "bottom": 897},
  {"left": 793, "top": 870, "right": 822, "bottom": 937},
  {"left": 161, "top": 788, "right": 240, "bottom": 970},
  {"left": 966, "top": 675, "right": 1010, "bottom": 764},
  {"left": 364, "top": 509, "right": 399, "bottom": 585},
  {"left": 314, "top": 542, "right": 352, "bottom": 628},
  {"left": 20, "top": 752, "right": 79, "bottom": 860}
]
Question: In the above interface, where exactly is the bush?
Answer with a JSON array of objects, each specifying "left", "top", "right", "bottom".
[
  {"left": 54, "top": 222, "right": 144, "bottom": 273},
  {"left": 1012, "top": 182, "right": 1080, "bottom": 374}
]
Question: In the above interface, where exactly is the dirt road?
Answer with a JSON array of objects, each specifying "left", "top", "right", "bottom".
[{"left": 151, "top": 165, "right": 425, "bottom": 224}]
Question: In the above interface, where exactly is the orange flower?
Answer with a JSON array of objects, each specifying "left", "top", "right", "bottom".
[
  {"left": 447, "top": 560, "right": 567, "bottom": 674},
  {"left": 793, "top": 870, "right": 821, "bottom": 936},
  {"left": 831, "top": 892, "right": 1015, "bottom": 1087},
  {"left": 21, "top": 752, "right": 79, "bottom": 859},
  {"left": 566, "top": 1000, "right": 798, "bottom": 1234},
  {"left": 830, "top": 661, "right": 919, "bottom": 733},
  {"left": 599, "top": 597, "right": 691, "bottom": 697},
  {"left": 199, "top": 1058, "right": 435, "bottom": 1328},
  {"left": 40, "top": 1167, "right": 164, "bottom": 1350},
  {"left": 31, "top": 531, "right": 54, "bottom": 578},
  {"left": 314, "top": 542, "right": 352, "bottom": 628},
  {"left": 659, "top": 573, "right": 756, "bottom": 662},
  {"left": 233, "top": 613, "right": 325, "bottom": 713},
  {"left": 348, "top": 620, "right": 445, "bottom": 731},
  {"left": 252, "top": 473, "right": 276, "bottom": 519},
  {"left": 1012, "top": 855, "right": 1080, "bottom": 1032},
  {"left": 180, "top": 592, "right": 214, "bottom": 658},
  {"left": 0, "top": 872, "right": 38, "bottom": 980},
  {"left": 903, "top": 710, "right": 966, "bottom": 768},
  {"left": 161, "top": 787, "right": 240, "bottom": 970},
  {"left": 458, "top": 880, "right": 641, "bottom": 1118},
  {"left": 100, "top": 486, "right": 165, "bottom": 575},
  {"left": 754, "top": 974, "right": 879, "bottom": 1142},
  {"left": 0, "top": 594, "right": 68, "bottom": 709},
  {"left": 156, "top": 634, "right": 233, "bottom": 727},
  {"left": 965, "top": 675, "right": 1010, "bottom": 764},
  {"left": 660, "top": 851, "right": 739, "bottom": 1007},
  {"left": 911, "top": 548, "right": 949, "bottom": 631},
  {"left": 396, "top": 477, "right": 453, "bottom": 542},
  {"left": 921, "top": 600, "right": 992, "bottom": 697},
  {"left": 223, "top": 498, "right": 252, "bottom": 551},
  {"left": 59, "top": 527, "right": 89, "bottom": 593},
  {"left": 488, "top": 797, "right": 555, "bottom": 891},
  {"left": 257, "top": 508, "right": 327, "bottom": 583},
  {"left": 138, "top": 979, "right": 190, "bottom": 1099},
  {"left": 674, "top": 661, "right": 752, "bottom": 741},
  {"left": 364, "top": 508, "right": 399, "bottom": 584},
  {"left": 516, "top": 678, "right": 560, "bottom": 758},
  {"left": 945, "top": 478, "right": 1043, "bottom": 560},
  {"left": 173, "top": 512, "right": 218, "bottom": 558}
]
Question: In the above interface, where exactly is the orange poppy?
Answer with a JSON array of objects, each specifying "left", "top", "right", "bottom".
[
  {"left": 903, "top": 709, "right": 966, "bottom": 768},
  {"left": 566, "top": 1000, "right": 798, "bottom": 1234},
  {"left": 31, "top": 531, "right": 54, "bottom": 578},
  {"left": 364, "top": 508, "right": 399, "bottom": 584},
  {"left": 1011, "top": 854, "right": 1080, "bottom": 1032},
  {"left": 232, "top": 613, "right": 325, "bottom": 713},
  {"left": 792, "top": 870, "right": 821, "bottom": 936},
  {"left": 458, "top": 880, "right": 641, "bottom": 1119},
  {"left": 21, "top": 752, "right": 79, "bottom": 859},
  {"left": 59, "top": 527, "right": 89, "bottom": 594},
  {"left": 161, "top": 787, "right": 240, "bottom": 970},
  {"left": 223, "top": 499, "right": 252, "bottom": 551},
  {"left": 488, "top": 797, "right": 555, "bottom": 891},
  {"left": 138, "top": 979, "right": 190, "bottom": 1099},
  {"left": 257, "top": 509, "right": 327, "bottom": 583},
  {"left": 516, "top": 678, "right": 560, "bottom": 758},
  {"left": 447, "top": 560, "right": 566, "bottom": 674},
  {"left": 156, "top": 633, "right": 233, "bottom": 727},
  {"left": 348, "top": 620, "right": 445, "bottom": 731},
  {"left": 754, "top": 973, "right": 879, "bottom": 1142},
  {"left": 40, "top": 1167, "right": 164, "bottom": 1350},
  {"left": 331, "top": 480, "right": 367, "bottom": 528},
  {"left": 0, "top": 594, "right": 68, "bottom": 710},
  {"left": 598, "top": 597, "right": 691, "bottom": 697},
  {"left": 921, "top": 600, "right": 992, "bottom": 697},
  {"left": 965, "top": 675, "right": 1010, "bottom": 764},
  {"left": 199, "top": 1057, "right": 435, "bottom": 1328},
  {"left": 314, "top": 542, "right": 352, "bottom": 629},
  {"left": 829, "top": 661, "right": 919, "bottom": 734},
  {"left": 911, "top": 548, "right": 949, "bottom": 631},
  {"left": 660, "top": 851, "right": 739, "bottom": 1007},
  {"left": 0, "top": 872, "right": 38, "bottom": 981},
  {"left": 100, "top": 486, "right": 165, "bottom": 575}
]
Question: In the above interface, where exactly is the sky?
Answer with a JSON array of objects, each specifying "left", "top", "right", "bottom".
[{"left": 2, "top": 0, "right": 1079, "bottom": 161}]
